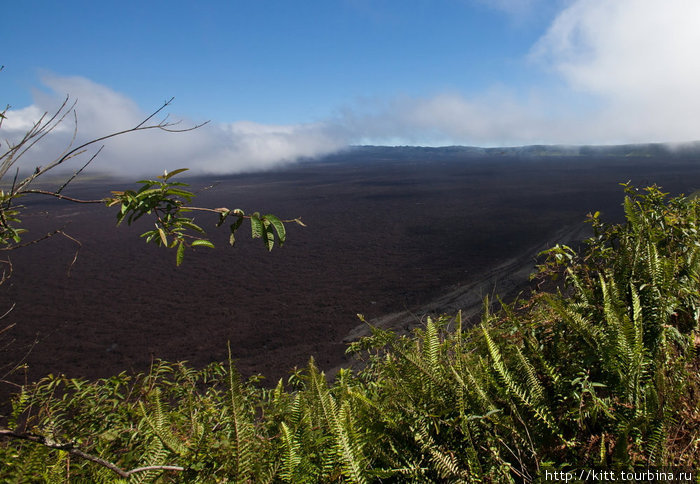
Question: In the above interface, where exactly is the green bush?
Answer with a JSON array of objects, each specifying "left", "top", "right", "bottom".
[{"left": 1, "top": 184, "right": 699, "bottom": 482}]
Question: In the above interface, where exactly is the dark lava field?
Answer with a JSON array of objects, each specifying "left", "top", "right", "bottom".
[{"left": 4, "top": 146, "right": 700, "bottom": 390}]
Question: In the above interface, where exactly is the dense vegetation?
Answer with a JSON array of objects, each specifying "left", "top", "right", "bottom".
[{"left": 0, "top": 183, "right": 698, "bottom": 482}]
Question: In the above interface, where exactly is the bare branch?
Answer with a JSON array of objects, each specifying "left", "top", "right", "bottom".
[
  {"left": 0, "top": 303, "right": 15, "bottom": 322},
  {"left": 134, "top": 96, "right": 174, "bottom": 129},
  {"left": 0, "top": 258, "right": 12, "bottom": 285},
  {"left": 0, "top": 227, "right": 78, "bottom": 253},
  {"left": 61, "top": 231, "right": 82, "bottom": 276},
  {"left": 123, "top": 465, "right": 187, "bottom": 477},
  {"left": 0, "top": 322, "right": 37, "bottom": 383},
  {"left": 33, "top": 98, "right": 206, "bottom": 178},
  {"left": 3, "top": 97, "right": 206, "bottom": 196},
  {"left": 159, "top": 120, "right": 209, "bottom": 133},
  {"left": 56, "top": 145, "right": 104, "bottom": 194},
  {"left": 1, "top": 97, "right": 76, "bottom": 182},
  {"left": 5, "top": 168, "right": 20, "bottom": 211},
  {"left": 20, "top": 189, "right": 104, "bottom": 204},
  {"left": 0, "top": 429, "right": 185, "bottom": 478}
]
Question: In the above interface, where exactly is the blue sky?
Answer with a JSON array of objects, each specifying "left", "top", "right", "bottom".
[{"left": 4, "top": 0, "right": 700, "bottom": 174}]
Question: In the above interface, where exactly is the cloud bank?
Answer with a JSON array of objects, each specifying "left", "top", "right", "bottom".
[
  {"left": 2, "top": 75, "right": 347, "bottom": 176},
  {"left": 4, "top": 0, "right": 700, "bottom": 176}
]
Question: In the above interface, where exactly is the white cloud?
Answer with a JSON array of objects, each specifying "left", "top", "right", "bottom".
[
  {"left": 1, "top": 75, "right": 346, "bottom": 177},
  {"left": 341, "top": 0, "right": 700, "bottom": 146},
  {"left": 531, "top": 0, "right": 700, "bottom": 143}
]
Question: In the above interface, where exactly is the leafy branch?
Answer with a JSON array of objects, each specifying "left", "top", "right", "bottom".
[
  {"left": 0, "top": 96, "right": 204, "bottom": 255},
  {"left": 105, "top": 168, "right": 306, "bottom": 265}
]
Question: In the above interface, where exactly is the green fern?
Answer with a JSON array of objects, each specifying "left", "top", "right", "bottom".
[
  {"left": 482, "top": 324, "right": 559, "bottom": 437},
  {"left": 225, "top": 347, "right": 256, "bottom": 482}
]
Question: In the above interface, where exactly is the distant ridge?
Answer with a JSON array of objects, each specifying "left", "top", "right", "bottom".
[{"left": 334, "top": 141, "right": 700, "bottom": 160}]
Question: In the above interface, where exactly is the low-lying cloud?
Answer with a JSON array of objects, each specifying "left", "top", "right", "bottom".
[
  {"left": 2, "top": 75, "right": 347, "bottom": 177},
  {"left": 4, "top": 0, "right": 700, "bottom": 176}
]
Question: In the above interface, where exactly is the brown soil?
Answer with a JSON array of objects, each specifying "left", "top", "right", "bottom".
[{"left": 3, "top": 151, "right": 700, "bottom": 398}]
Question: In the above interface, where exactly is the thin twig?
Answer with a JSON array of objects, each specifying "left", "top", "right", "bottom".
[
  {"left": 60, "top": 230, "right": 82, "bottom": 276},
  {"left": 0, "top": 331, "right": 37, "bottom": 382},
  {"left": 20, "top": 189, "right": 105, "bottom": 204},
  {"left": 0, "top": 230, "right": 60, "bottom": 251},
  {"left": 0, "top": 303, "right": 16, "bottom": 322},
  {"left": 6, "top": 168, "right": 19, "bottom": 210},
  {"left": 56, "top": 145, "right": 104, "bottom": 194},
  {"left": 7, "top": 97, "right": 205, "bottom": 193},
  {"left": 134, "top": 97, "right": 174, "bottom": 129},
  {"left": 0, "top": 258, "right": 12, "bottom": 284},
  {"left": 0, "top": 322, "right": 15, "bottom": 340}
]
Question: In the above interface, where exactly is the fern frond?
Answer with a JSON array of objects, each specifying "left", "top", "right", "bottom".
[
  {"left": 308, "top": 360, "right": 369, "bottom": 484},
  {"left": 279, "top": 422, "right": 302, "bottom": 482},
  {"left": 226, "top": 346, "right": 256, "bottom": 481},
  {"left": 138, "top": 392, "right": 187, "bottom": 457},
  {"left": 337, "top": 401, "right": 369, "bottom": 484},
  {"left": 424, "top": 316, "right": 440, "bottom": 370},
  {"left": 413, "top": 422, "right": 466, "bottom": 480},
  {"left": 514, "top": 345, "right": 546, "bottom": 407},
  {"left": 482, "top": 325, "right": 560, "bottom": 437},
  {"left": 131, "top": 434, "right": 169, "bottom": 484},
  {"left": 545, "top": 295, "right": 600, "bottom": 349}
]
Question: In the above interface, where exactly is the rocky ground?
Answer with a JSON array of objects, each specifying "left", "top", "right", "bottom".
[{"left": 3, "top": 150, "right": 700, "bottom": 399}]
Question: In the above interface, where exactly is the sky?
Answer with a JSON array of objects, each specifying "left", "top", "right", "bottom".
[{"left": 3, "top": 0, "right": 700, "bottom": 175}]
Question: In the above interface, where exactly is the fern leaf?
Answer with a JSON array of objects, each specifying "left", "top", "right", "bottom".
[
  {"left": 226, "top": 346, "right": 256, "bottom": 481},
  {"left": 138, "top": 392, "right": 187, "bottom": 457},
  {"left": 413, "top": 423, "right": 465, "bottom": 479},
  {"left": 482, "top": 325, "right": 560, "bottom": 436},
  {"left": 424, "top": 316, "right": 440, "bottom": 370},
  {"left": 309, "top": 361, "right": 368, "bottom": 484},
  {"left": 279, "top": 422, "right": 302, "bottom": 481}
]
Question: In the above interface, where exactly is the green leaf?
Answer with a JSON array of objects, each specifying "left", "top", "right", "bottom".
[
  {"left": 229, "top": 217, "right": 244, "bottom": 246},
  {"left": 163, "top": 168, "right": 189, "bottom": 180},
  {"left": 163, "top": 168, "right": 189, "bottom": 178},
  {"left": 216, "top": 210, "right": 230, "bottom": 227},
  {"left": 262, "top": 226, "right": 275, "bottom": 251},
  {"left": 164, "top": 188, "right": 195, "bottom": 200},
  {"left": 179, "top": 220, "right": 205, "bottom": 233},
  {"left": 157, "top": 227, "right": 167, "bottom": 246},
  {"left": 250, "top": 215, "right": 263, "bottom": 239},
  {"left": 191, "top": 239, "right": 215, "bottom": 249},
  {"left": 136, "top": 188, "right": 161, "bottom": 197},
  {"left": 176, "top": 240, "right": 185, "bottom": 266},
  {"left": 263, "top": 214, "right": 286, "bottom": 244}
]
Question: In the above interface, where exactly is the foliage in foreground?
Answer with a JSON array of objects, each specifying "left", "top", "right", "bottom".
[
  {"left": 1, "top": 184, "right": 699, "bottom": 482},
  {"left": 0, "top": 97, "right": 302, "bottom": 269}
]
